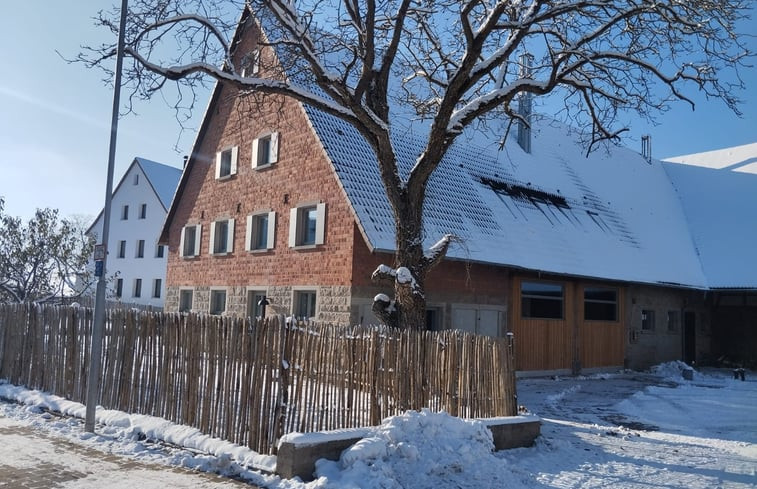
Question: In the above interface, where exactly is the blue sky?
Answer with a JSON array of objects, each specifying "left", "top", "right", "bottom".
[{"left": 1, "top": 1, "right": 755, "bottom": 222}]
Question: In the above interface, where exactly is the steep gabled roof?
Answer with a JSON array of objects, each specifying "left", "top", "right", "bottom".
[
  {"left": 665, "top": 142, "right": 757, "bottom": 174},
  {"left": 87, "top": 157, "right": 181, "bottom": 235},
  {"left": 305, "top": 107, "right": 710, "bottom": 289}
]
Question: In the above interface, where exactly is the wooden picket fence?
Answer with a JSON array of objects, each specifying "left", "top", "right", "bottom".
[{"left": 0, "top": 303, "right": 517, "bottom": 454}]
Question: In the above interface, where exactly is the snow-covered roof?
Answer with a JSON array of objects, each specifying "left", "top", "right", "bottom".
[
  {"left": 664, "top": 142, "right": 757, "bottom": 174},
  {"left": 134, "top": 157, "right": 182, "bottom": 210},
  {"left": 663, "top": 162, "right": 757, "bottom": 289},
  {"left": 306, "top": 106, "right": 757, "bottom": 290}
]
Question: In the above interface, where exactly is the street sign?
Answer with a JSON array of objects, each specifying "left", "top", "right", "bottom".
[
  {"left": 95, "top": 260, "right": 103, "bottom": 277},
  {"left": 94, "top": 244, "right": 106, "bottom": 261}
]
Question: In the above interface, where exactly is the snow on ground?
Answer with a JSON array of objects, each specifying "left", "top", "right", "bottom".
[{"left": 1, "top": 362, "right": 756, "bottom": 488}]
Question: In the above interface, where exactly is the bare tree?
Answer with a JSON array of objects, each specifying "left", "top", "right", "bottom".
[
  {"left": 0, "top": 198, "right": 96, "bottom": 304},
  {"left": 79, "top": 0, "right": 751, "bottom": 329}
]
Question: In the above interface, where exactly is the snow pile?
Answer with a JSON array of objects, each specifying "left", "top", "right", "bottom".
[
  {"left": 649, "top": 360, "right": 701, "bottom": 382},
  {"left": 311, "top": 409, "right": 508, "bottom": 488}
]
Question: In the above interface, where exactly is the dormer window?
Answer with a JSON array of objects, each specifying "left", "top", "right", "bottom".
[{"left": 252, "top": 132, "right": 279, "bottom": 169}]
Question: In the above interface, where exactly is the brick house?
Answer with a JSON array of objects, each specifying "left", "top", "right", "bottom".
[{"left": 159, "top": 12, "right": 757, "bottom": 373}]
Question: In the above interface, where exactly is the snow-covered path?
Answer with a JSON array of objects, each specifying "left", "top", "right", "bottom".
[{"left": 1, "top": 363, "right": 755, "bottom": 488}]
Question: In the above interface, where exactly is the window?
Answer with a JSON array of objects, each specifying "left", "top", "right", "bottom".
[
  {"left": 117, "top": 240, "right": 126, "bottom": 258},
  {"left": 521, "top": 281, "right": 563, "bottom": 319},
  {"left": 289, "top": 203, "right": 326, "bottom": 247},
  {"left": 115, "top": 278, "right": 123, "bottom": 298},
  {"left": 293, "top": 290, "right": 317, "bottom": 319},
  {"left": 215, "top": 146, "right": 238, "bottom": 179},
  {"left": 152, "top": 279, "right": 162, "bottom": 298},
  {"left": 139, "top": 203, "right": 147, "bottom": 219},
  {"left": 121, "top": 205, "right": 129, "bottom": 220},
  {"left": 155, "top": 244, "right": 165, "bottom": 258},
  {"left": 210, "top": 289, "right": 227, "bottom": 315},
  {"left": 667, "top": 310, "right": 680, "bottom": 332},
  {"left": 179, "top": 289, "right": 193, "bottom": 313},
  {"left": 180, "top": 224, "right": 202, "bottom": 257},
  {"left": 584, "top": 287, "right": 618, "bottom": 321},
  {"left": 240, "top": 49, "right": 260, "bottom": 77},
  {"left": 252, "top": 132, "right": 279, "bottom": 168},
  {"left": 133, "top": 173, "right": 139, "bottom": 185},
  {"left": 133, "top": 278, "right": 142, "bottom": 298},
  {"left": 247, "top": 290, "right": 268, "bottom": 319},
  {"left": 136, "top": 239, "right": 145, "bottom": 258},
  {"left": 246, "top": 211, "right": 276, "bottom": 251},
  {"left": 210, "top": 219, "right": 235, "bottom": 255},
  {"left": 641, "top": 309, "right": 655, "bottom": 331}
]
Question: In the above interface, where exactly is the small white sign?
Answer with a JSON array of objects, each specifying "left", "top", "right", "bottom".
[{"left": 94, "top": 244, "right": 106, "bottom": 261}]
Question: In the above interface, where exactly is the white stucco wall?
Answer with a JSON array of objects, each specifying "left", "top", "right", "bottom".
[{"left": 88, "top": 162, "right": 172, "bottom": 308}]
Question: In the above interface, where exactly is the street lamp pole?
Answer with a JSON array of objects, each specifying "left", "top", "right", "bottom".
[{"left": 85, "top": 0, "right": 128, "bottom": 433}]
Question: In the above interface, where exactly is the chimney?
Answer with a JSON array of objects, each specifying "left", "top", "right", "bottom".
[
  {"left": 517, "top": 53, "right": 534, "bottom": 153},
  {"left": 641, "top": 135, "right": 652, "bottom": 163}
]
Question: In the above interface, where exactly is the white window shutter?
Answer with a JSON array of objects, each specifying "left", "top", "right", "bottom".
[
  {"left": 251, "top": 138, "right": 260, "bottom": 168},
  {"left": 230, "top": 146, "right": 238, "bottom": 175},
  {"left": 288, "top": 208, "right": 298, "bottom": 247},
  {"left": 179, "top": 227, "right": 187, "bottom": 257},
  {"left": 245, "top": 215, "right": 253, "bottom": 251},
  {"left": 267, "top": 211, "right": 276, "bottom": 249},
  {"left": 227, "top": 219, "right": 235, "bottom": 253},
  {"left": 315, "top": 203, "right": 326, "bottom": 245},
  {"left": 209, "top": 222, "right": 216, "bottom": 254},
  {"left": 214, "top": 151, "right": 222, "bottom": 179},
  {"left": 269, "top": 132, "right": 279, "bottom": 164}
]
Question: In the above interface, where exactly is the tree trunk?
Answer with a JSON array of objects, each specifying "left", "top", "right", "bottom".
[{"left": 392, "top": 191, "right": 428, "bottom": 330}]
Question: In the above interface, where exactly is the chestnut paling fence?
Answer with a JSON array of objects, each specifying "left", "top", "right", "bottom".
[{"left": 0, "top": 303, "right": 517, "bottom": 454}]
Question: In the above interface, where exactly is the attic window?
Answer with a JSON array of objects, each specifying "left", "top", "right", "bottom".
[
  {"left": 480, "top": 177, "right": 569, "bottom": 208},
  {"left": 241, "top": 49, "right": 259, "bottom": 77},
  {"left": 215, "top": 146, "right": 238, "bottom": 179},
  {"left": 133, "top": 174, "right": 139, "bottom": 185},
  {"left": 252, "top": 132, "right": 279, "bottom": 168}
]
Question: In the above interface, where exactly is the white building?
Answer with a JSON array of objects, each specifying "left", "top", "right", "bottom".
[
  {"left": 665, "top": 141, "right": 757, "bottom": 174},
  {"left": 87, "top": 157, "right": 182, "bottom": 308}
]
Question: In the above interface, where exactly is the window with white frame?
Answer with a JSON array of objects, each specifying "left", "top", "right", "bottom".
[
  {"left": 293, "top": 290, "right": 317, "bottom": 320},
  {"left": 246, "top": 211, "right": 275, "bottom": 251},
  {"left": 240, "top": 49, "right": 259, "bottom": 77},
  {"left": 209, "top": 289, "right": 227, "bottom": 315},
  {"left": 210, "top": 219, "right": 235, "bottom": 255},
  {"left": 180, "top": 224, "right": 202, "bottom": 257},
  {"left": 252, "top": 132, "right": 278, "bottom": 168},
  {"left": 289, "top": 203, "right": 326, "bottom": 247},
  {"left": 215, "top": 146, "right": 238, "bottom": 179},
  {"left": 152, "top": 279, "right": 162, "bottom": 298},
  {"left": 179, "top": 289, "right": 193, "bottom": 312}
]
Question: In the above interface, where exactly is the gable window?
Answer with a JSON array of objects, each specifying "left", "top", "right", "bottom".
[
  {"left": 133, "top": 278, "right": 142, "bottom": 298},
  {"left": 247, "top": 290, "right": 268, "bottom": 319},
  {"left": 289, "top": 203, "right": 326, "bottom": 247},
  {"left": 180, "top": 224, "right": 202, "bottom": 257},
  {"left": 179, "top": 289, "right": 193, "bottom": 313},
  {"left": 584, "top": 287, "right": 618, "bottom": 321},
  {"left": 117, "top": 240, "right": 126, "bottom": 259},
  {"left": 641, "top": 309, "right": 656, "bottom": 331},
  {"left": 136, "top": 239, "right": 145, "bottom": 258},
  {"left": 115, "top": 278, "right": 123, "bottom": 298},
  {"left": 139, "top": 203, "right": 147, "bottom": 219},
  {"left": 155, "top": 244, "right": 165, "bottom": 258},
  {"left": 521, "top": 281, "right": 563, "bottom": 319},
  {"left": 293, "top": 290, "right": 317, "bottom": 320},
  {"left": 252, "top": 132, "right": 279, "bottom": 168},
  {"left": 152, "top": 279, "right": 162, "bottom": 298},
  {"left": 133, "top": 173, "right": 139, "bottom": 185},
  {"left": 210, "top": 289, "right": 227, "bottom": 315},
  {"left": 246, "top": 211, "right": 276, "bottom": 251},
  {"left": 210, "top": 218, "right": 235, "bottom": 255},
  {"left": 215, "top": 146, "right": 238, "bottom": 179},
  {"left": 240, "top": 49, "right": 259, "bottom": 77},
  {"left": 121, "top": 205, "right": 129, "bottom": 220}
]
